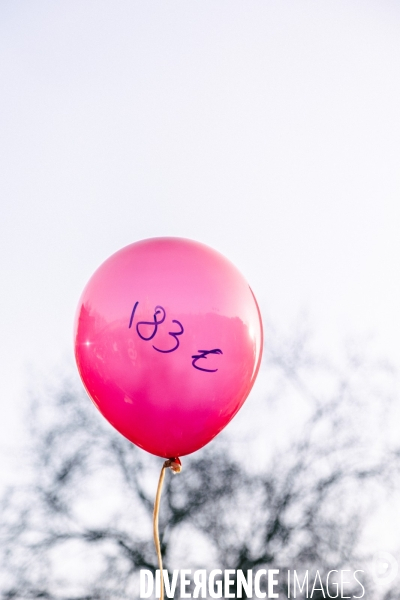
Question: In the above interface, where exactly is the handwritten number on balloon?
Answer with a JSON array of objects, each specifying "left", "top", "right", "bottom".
[
  {"left": 192, "top": 349, "right": 223, "bottom": 372},
  {"left": 129, "top": 302, "right": 221, "bottom": 371},
  {"left": 128, "top": 301, "right": 139, "bottom": 329},
  {"left": 153, "top": 319, "right": 184, "bottom": 353},
  {"left": 136, "top": 305, "right": 166, "bottom": 341}
]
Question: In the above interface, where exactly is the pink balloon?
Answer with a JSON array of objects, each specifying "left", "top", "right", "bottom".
[{"left": 74, "top": 238, "right": 263, "bottom": 458}]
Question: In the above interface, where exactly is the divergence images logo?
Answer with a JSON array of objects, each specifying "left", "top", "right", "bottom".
[{"left": 373, "top": 551, "right": 398, "bottom": 585}]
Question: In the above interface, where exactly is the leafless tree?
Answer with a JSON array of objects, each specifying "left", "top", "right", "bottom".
[{"left": 1, "top": 328, "right": 400, "bottom": 599}]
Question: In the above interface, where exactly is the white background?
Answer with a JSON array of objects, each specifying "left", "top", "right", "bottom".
[{"left": 1, "top": 0, "right": 400, "bottom": 509}]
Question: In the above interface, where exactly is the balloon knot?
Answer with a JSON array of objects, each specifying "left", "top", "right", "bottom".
[{"left": 164, "top": 457, "right": 182, "bottom": 474}]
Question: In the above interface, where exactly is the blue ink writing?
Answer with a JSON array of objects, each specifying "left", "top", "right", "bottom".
[
  {"left": 153, "top": 319, "right": 184, "bottom": 353},
  {"left": 129, "top": 302, "right": 222, "bottom": 372},
  {"left": 192, "top": 349, "right": 223, "bottom": 372},
  {"left": 136, "top": 305, "right": 166, "bottom": 341},
  {"left": 128, "top": 301, "right": 139, "bottom": 329}
]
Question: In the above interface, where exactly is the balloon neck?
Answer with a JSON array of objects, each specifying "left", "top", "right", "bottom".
[{"left": 165, "top": 457, "right": 182, "bottom": 474}]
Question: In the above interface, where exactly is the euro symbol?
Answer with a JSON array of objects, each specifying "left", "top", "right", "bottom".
[{"left": 192, "top": 348, "right": 223, "bottom": 372}]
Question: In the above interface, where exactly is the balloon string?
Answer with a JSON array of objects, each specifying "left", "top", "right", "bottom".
[{"left": 153, "top": 457, "right": 182, "bottom": 600}]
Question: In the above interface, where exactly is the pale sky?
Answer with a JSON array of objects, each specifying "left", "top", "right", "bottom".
[{"left": 1, "top": 0, "right": 400, "bottom": 492}]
